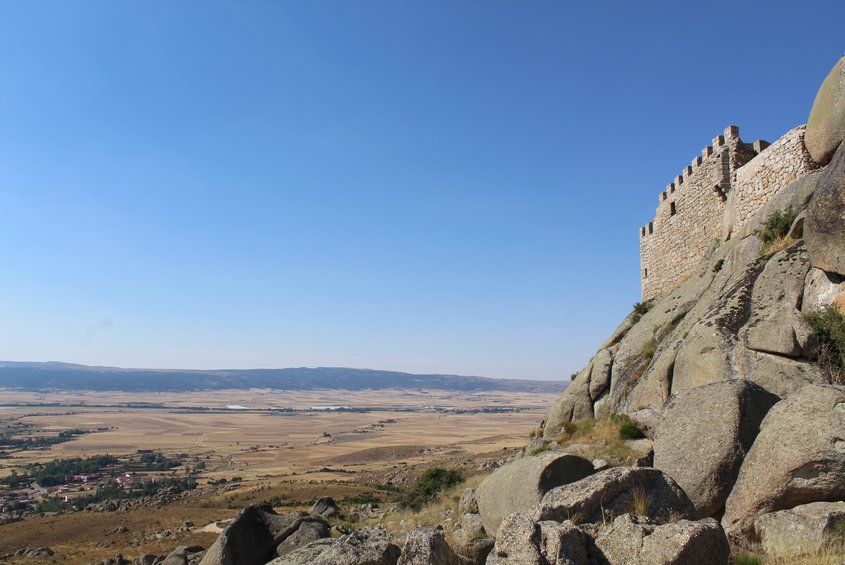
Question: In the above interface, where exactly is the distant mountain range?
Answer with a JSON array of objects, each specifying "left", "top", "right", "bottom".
[{"left": 0, "top": 361, "right": 567, "bottom": 394}]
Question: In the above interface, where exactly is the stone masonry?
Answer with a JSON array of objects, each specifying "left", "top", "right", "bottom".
[
  {"left": 639, "top": 125, "right": 819, "bottom": 301},
  {"left": 729, "top": 125, "right": 819, "bottom": 236}
]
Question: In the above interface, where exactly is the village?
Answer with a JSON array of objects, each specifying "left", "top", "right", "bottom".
[{"left": 0, "top": 449, "right": 198, "bottom": 525}]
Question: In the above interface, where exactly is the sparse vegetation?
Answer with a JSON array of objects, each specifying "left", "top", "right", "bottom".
[
  {"left": 628, "top": 487, "right": 650, "bottom": 516},
  {"left": 802, "top": 305, "right": 845, "bottom": 383},
  {"left": 610, "top": 414, "right": 643, "bottom": 440},
  {"left": 642, "top": 337, "right": 657, "bottom": 359},
  {"left": 733, "top": 552, "right": 762, "bottom": 565},
  {"left": 554, "top": 417, "right": 641, "bottom": 466},
  {"left": 632, "top": 302, "right": 652, "bottom": 323},
  {"left": 340, "top": 491, "right": 381, "bottom": 505},
  {"left": 529, "top": 442, "right": 551, "bottom": 456},
  {"left": 712, "top": 258, "right": 724, "bottom": 273},
  {"left": 398, "top": 467, "right": 464, "bottom": 511},
  {"left": 758, "top": 206, "right": 797, "bottom": 253}
]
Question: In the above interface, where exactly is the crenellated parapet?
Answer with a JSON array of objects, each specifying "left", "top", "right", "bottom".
[
  {"left": 639, "top": 126, "right": 763, "bottom": 301},
  {"left": 638, "top": 123, "right": 820, "bottom": 301}
]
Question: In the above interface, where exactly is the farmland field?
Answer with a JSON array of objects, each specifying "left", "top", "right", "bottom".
[{"left": 0, "top": 388, "right": 556, "bottom": 563}]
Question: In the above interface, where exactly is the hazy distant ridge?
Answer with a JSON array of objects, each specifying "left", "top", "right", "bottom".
[{"left": 0, "top": 361, "right": 566, "bottom": 394}]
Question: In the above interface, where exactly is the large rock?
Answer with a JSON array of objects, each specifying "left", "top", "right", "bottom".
[
  {"left": 453, "top": 537, "right": 494, "bottom": 565},
  {"left": 532, "top": 467, "right": 695, "bottom": 525},
  {"left": 475, "top": 453, "right": 594, "bottom": 535},
  {"left": 311, "top": 527, "right": 400, "bottom": 565},
  {"left": 803, "top": 267, "right": 845, "bottom": 311},
  {"left": 459, "top": 487, "right": 479, "bottom": 514},
  {"left": 544, "top": 363, "right": 595, "bottom": 438},
  {"left": 755, "top": 501, "right": 845, "bottom": 558},
  {"left": 594, "top": 514, "right": 730, "bottom": 565},
  {"left": 486, "top": 513, "right": 588, "bottom": 565},
  {"left": 311, "top": 496, "right": 340, "bottom": 519},
  {"left": 160, "top": 546, "right": 205, "bottom": 565},
  {"left": 588, "top": 349, "right": 613, "bottom": 401},
  {"left": 805, "top": 142, "right": 845, "bottom": 276},
  {"left": 397, "top": 528, "right": 461, "bottom": 565},
  {"left": 805, "top": 55, "right": 845, "bottom": 166},
  {"left": 461, "top": 513, "right": 485, "bottom": 538},
  {"left": 267, "top": 538, "right": 334, "bottom": 565},
  {"left": 276, "top": 518, "right": 330, "bottom": 556},
  {"left": 723, "top": 384, "right": 845, "bottom": 537},
  {"left": 652, "top": 380, "right": 778, "bottom": 518},
  {"left": 199, "top": 506, "right": 323, "bottom": 565}
]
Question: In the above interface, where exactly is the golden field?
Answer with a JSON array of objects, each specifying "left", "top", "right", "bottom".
[{"left": 0, "top": 388, "right": 556, "bottom": 563}]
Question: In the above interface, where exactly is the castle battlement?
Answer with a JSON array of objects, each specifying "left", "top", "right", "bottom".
[{"left": 639, "top": 124, "right": 818, "bottom": 301}]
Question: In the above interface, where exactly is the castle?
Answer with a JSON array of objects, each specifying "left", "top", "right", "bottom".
[{"left": 639, "top": 124, "right": 818, "bottom": 300}]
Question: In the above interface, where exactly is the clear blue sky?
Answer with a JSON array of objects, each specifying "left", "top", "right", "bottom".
[{"left": 0, "top": 1, "right": 842, "bottom": 380}]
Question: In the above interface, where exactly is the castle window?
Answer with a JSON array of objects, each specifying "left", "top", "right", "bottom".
[
  {"left": 670, "top": 202, "right": 677, "bottom": 216},
  {"left": 644, "top": 268, "right": 648, "bottom": 278},
  {"left": 648, "top": 222, "right": 653, "bottom": 234}
]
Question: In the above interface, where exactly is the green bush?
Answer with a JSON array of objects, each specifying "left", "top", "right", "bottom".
[
  {"left": 529, "top": 443, "right": 551, "bottom": 456},
  {"left": 398, "top": 467, "right": 463, "bottom": 511},
  {"left": 758, "top": 206, "right": 797, "bottom": 248},
  {"left": 712, "top": 259, "right": 724, "bottom": 273},
  {"left": 610, "top": 414, "right": 643, "bottom": 440},
  {"left": 802, "top": 305, "right": 845, "bottom": 383},
  {"left": 732, "top": 552, "right": 762, "bottom": 565},
  {"left": 631, "top": 302, "right": 651, "bottom": 323}
]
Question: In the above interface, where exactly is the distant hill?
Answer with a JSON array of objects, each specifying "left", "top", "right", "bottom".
[{"left": 0, "top": 361, "right": 567, "bottom": 394}]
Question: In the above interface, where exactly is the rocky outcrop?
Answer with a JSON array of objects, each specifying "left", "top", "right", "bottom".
[
  {"left": 311, "top": 496, "right": 340, "bottom": 519},
  {"left": 722, "top": 384, "right": 845, "bottom": 536},
  {"left": 159, "top": 546, "right": 205, "bottom": 565},
  {"left": 199, "top": 506, "right": 328, "bottom": 565},
  {"left": 652, "top": 380, "right": 778, "bottom": 518},
  {"left": 453, "top": 537, "right": 494, "bottom": 565},
  {"left": 275, "top": 519, "right": 329, "bottom": 557},
  {"left": 594, "top": 514, "right": 730, "bottom": 565},
  {"left": 397, "top": 528, "right": 462, "bottom": 565},
  {"left": 805, "top": 55, "right": 845, "bottom": 166},
  {"left": 532, "top": 467, "right": 695, "bottom": 525},
  {"left": 805, "top": 142, "right": 845, "bottom": 276},
  {"left": 486, "top": 513, "right": 588, "bottom": 565},
  {"left": 754, "top": 501, "right": 845, "bottom": 558},
  {"left": 267, "top": 539, "right": 333, "bottom": 565},
  {"left": 459, "top": 487, "right": 479, "bottom": 514},
  {"left": 311, "top": 527, "right": 400, "bottom": 565},
  {"left": 476, "top": 452, "right": 594, "bottom": 535}
]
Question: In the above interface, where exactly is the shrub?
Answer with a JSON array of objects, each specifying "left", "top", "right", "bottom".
[
  {"left": 632, "top": 302, "right": 651, "bottom": 323},
  {"left": 642, "top": 337, "right": 657, "bottom": 359},
  {"left": 399, "top": 467, "right": 463, "bottom": 511},
  {"left": 712, "top": 258, "right": 724, "bottom": 273},
  {"left": 758, "top": 206, "right": 797, "bottom": 251},
  {"left": 802, "top": 305, "right": 845, "bottom": 383},
  {"left": 610, "top": 414, "right": 643, "bottom": 440},
  {"left": 529, "top": 443, "right": 551, "bottom": 456}
]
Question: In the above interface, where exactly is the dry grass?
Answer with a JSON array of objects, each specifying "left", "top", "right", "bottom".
[
  {"left": 628, "top": 487, "right": 650, "bottom": 517},
  {"left": 762, "top": 548, "right": 845, "bottom": 565},
  {"left": 367, "top": 473, "right": 489, "bottom": 543},
  {"left": 554, "top": 417, "right": 642, "bottom": 465},
  {"left": 762, "top": 235, "right": 796, "bottom": 255}
]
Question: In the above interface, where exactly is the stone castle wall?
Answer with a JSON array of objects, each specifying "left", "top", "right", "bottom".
[
  {"left": 729, "top": 125, "right": 819, "bottom": 235},
  {"left": 639, "top": 124, "right": 819, "bottom": 301},
  {"left": 639, "top": 126, "right": 759, "bottom": 300}
]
